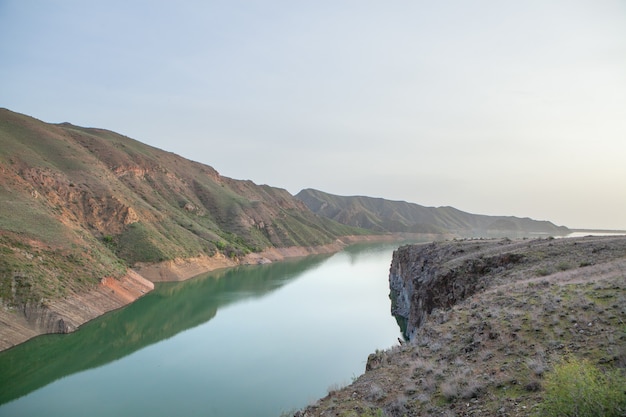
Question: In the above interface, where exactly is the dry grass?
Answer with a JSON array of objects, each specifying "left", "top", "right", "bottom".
[{"left": 294, "top": 237, "right": 626, "bottom": 417}]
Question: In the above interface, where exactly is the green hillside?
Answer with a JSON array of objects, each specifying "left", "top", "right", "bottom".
[
  {"left": 0, "top": 108, "right": 360, "bottom": 309},
  {"left": 296, "top": 188, "right": 570, "bottom": 236}
]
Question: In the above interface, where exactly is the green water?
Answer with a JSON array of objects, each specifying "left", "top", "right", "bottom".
[{"left": 0, "top": 243, "right": 408, "bottom": 416}]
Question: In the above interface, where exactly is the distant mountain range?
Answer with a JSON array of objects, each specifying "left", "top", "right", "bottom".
[
  {"left": 0, "top": 108, "right": 568, "bottom": 315},
  {"left": 296, "top": 189, "right": 569, "bottom": 237}
]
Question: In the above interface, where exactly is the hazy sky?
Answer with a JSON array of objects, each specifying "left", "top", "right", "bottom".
[{"left": 1, "top": 1, "right": 625, "bottom": 230}]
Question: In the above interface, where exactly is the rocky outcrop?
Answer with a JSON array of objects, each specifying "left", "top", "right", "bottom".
[
  {"left": 389, "top": 240, "right": 527, "bottom": 340},
  {"left": 388, "top": 236, "right": 626, "bottom": 341}
]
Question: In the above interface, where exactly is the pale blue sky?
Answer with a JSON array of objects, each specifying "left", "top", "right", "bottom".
[{"left": 1, "top": 1, "right": 625, "bottom": 229}]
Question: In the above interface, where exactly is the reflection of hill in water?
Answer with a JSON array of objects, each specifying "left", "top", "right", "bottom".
[
  {"left": 0, "top": 254, "right": 330, "bottom": 405},
  {"left": 341, "top": 240, "right": 432, "bottom": 265}
]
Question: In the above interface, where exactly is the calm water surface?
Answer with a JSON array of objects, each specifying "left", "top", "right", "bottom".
[{"left": 0, "top": 242, "right": 413, "bottom": 417}]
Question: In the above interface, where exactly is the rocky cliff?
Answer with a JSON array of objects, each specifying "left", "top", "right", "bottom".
[
  {"left": 389, "top": 239, "right": 526, "bottom": 341},
  {"left": 295, "top": 235, "right": 626, "bottom": 416},
  {"left": 389, "top": 236, "right": 626, "bottom": 342}
]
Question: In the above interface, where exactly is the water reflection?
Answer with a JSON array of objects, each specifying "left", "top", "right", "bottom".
[
  {"left": 0, "top": 254, "right": 331, "bottom": 405},
  {"left": 563, "top": 231, "right": 626, "bottom": 238},
  {"left": 342, "top": 238, "right": 433, "bottom": 265}
]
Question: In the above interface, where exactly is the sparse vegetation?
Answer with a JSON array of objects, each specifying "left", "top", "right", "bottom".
[
  {"left": 339, "top": 409, "right": 384, "bottom": 417},
  {"left": 0, "top": 232, "right": 125, "bottom": 307},
  {"left": 293, "top": 236, "right": 626, "bottom": 417}
]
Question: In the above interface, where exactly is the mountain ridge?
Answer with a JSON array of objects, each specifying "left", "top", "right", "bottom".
[{"left": 296, "top": 188, "right": 569, "bottom": 236}]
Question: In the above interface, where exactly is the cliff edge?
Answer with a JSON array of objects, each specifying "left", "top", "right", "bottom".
[
  {"left": 294, "top": 235, "right": 626, "bottom": 416},
  {"left": 390, "top": 236, "right": 626, "bottom": 343}
]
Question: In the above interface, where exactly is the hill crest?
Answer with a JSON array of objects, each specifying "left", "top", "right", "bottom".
[{"left": 296, "top": 188, "right": 569, "bottom": 236}]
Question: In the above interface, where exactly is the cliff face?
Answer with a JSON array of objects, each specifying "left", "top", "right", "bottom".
[
  {"left": 389, "top": 240, "right": 526, "bottom": 340},
  {"left": 389, "top": 236, "right": 626, "bottom": 342}
]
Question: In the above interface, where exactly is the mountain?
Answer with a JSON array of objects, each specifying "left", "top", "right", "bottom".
[
  {"left": 296, "top": 188, "right": 570, "bottom": 236},
  {"left": 0, "top": 109, "right": 359, "bottom": 328}
]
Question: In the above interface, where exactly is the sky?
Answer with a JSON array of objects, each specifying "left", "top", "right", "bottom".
[{"left": 1, "top": 1, "right": 625, "bottom": 230}]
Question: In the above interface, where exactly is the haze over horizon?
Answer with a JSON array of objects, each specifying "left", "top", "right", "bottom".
[{"left": 1, "top": 1, "right": 625, "bottom": 230}]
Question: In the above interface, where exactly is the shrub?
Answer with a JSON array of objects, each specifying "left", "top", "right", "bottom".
[
  {"left": 535, "top": 268, "right": 551, "bottom": 277},
  {"left": 537, "top": 355, "right": 626, "bottom": 417},
  {"left": 557, "top": 261, "right": 571, "bottom": 271},
  {"left": 440, "top": 369, "right": 482, "bottom": 401},
  {"left": 339, "top": 408, "right": 384, "bottom": 417}
]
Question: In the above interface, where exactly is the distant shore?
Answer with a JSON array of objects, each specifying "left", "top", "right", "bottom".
[
  {"left": 565, "top": 229, "right": 626, "bottom": 238},
  {"left": 132, "top": 233, "right": 417, "bottom": 282}
]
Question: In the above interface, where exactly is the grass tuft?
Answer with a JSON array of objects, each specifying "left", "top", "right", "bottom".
[{"left": 537, "top": 355, "right": 626, "bottom": 417}]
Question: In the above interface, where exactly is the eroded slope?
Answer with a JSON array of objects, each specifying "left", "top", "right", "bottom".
[{"left": 0, "top": 108, "right": 359, "bottom": 349}]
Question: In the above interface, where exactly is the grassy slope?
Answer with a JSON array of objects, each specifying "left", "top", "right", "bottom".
[
  {"left": 0, "top": 108, "right": 361, "bottom": 309},
  {"left": 296, "top": 188, "right": 570, "bottom": 236}
]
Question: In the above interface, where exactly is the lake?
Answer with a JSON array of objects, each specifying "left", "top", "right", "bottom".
[
  {"left": 0, "top": 242, "right": 412, "bottom": 417},
  {"left": 563, "top": 231, "right": 626, "bottom": 238}
]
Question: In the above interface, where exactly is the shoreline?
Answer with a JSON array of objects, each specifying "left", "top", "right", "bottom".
[
  {"left": 0, "top": 233, "right": 421, "bottom": 352},
  {"left": 293, "top": 235, "right": 626, "bottom": 416},
  {"left": 132, "top": 233, "right": 426, "bottom": 282}
]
